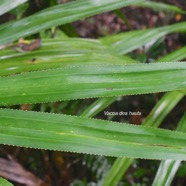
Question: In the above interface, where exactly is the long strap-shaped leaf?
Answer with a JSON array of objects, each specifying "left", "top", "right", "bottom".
[
  {"left": 157, "top": 46, "right": 186, "bottom": 62},
  {"left": 135, "top": 1, "right": 185, "bottom": 14},
  {"left": 0, "top": 0, "right": 28, "bottom": 16},
  {"left": 0, "top": 0, "right": 144, "bottom": 45},
  {"left": 0, "top": 63, "right": 186, "bottom": 105},
  {"left": 101, "top": 91, "right": 185, "bottom": 186},
  {"left": 0, "top": 38, "right": 136, "bottom": 76},
  {"left": 101, "top": 22, "right": 186, "bottom": 54},
  {"left": 0, "top": 109, "right": 186, "bottom": 160},
  {"left": 152, "top": 112, "right": 186, "bottom": 186},
  {"left": 101, "top": 51, "right": 186, "bottom": 186}
]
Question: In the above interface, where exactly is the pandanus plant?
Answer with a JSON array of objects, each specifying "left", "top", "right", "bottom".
[{"left": 0, "top": 0, "right": 186, "bottom": 185}]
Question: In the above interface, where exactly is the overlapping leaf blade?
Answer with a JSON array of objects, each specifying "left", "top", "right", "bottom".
[
  {"left": 101, "top": 44, "right": 186, "bottom": 184},
  {"left": 102, "top": 91, "right": 185, "bottom": 186},
  {"left": 101, "top": 22, "right": 186, "bottom": 54},
  {"left": 0, "top": 38, "right": 136, "bottom": 76},
  {"left": 0, "top": 0, "right": 145, "bottom": 45},
  {"left": 101, "top": 51, "right": 186, "bottom": 186},
  {"left": 0, "top": 0, "right": 186, "bottom": 184}
]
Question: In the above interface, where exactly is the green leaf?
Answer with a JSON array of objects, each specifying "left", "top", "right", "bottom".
[
  {"left": 81, "top": 97, "right": 117, "bottom": 118},
  {"left": 101, "top": 91, "right": 185, "bottom": 186},
  {"left": 0, "top": 38, "right": 136, "bottom": 76},
  {"left": 152, "top": 112, "right": 186, "bottom": 186},
  {"left": 1, "top": 108, "right": 186, "bottom": 160},
  {"left": 101, "top": 22, "right": 186, "bottom": 54},
  {"left": 0, "top": 177, "right": 13, "bottom": 186},
  {"left": 60, "top": 23, "right": 79, "bottom": 37},
  {"left": 0, "top": 63, "right": 186, "bottom": 105},
  {"left": 135, "top": 1, "right": 186, "bottom": 14},
  {"left": 157, "top": 46, "right": 186, "bottom": 62},
  {"left": 143, "top": 91, "right": 184, "bottom": 127},
  {"left": 0, "top": 0, "right": 28, "bottom": 16},
  {"left": 101, "top": 47, "right": 186, "bottom": 186},
  {"left": 113, "top": 9, "right": 131, "bottom": 28},
  {"left": 101, "top": 158, "right": 133, "bottom": 186},
  {"left": 153, "top": 160, "right": 181, "bottom": 186},
  {"left": 0, "top": 0, "right": 145, "bottom": 45},
  {"left": 177, "top": 112, "right": 186, "bottom": 132}
]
